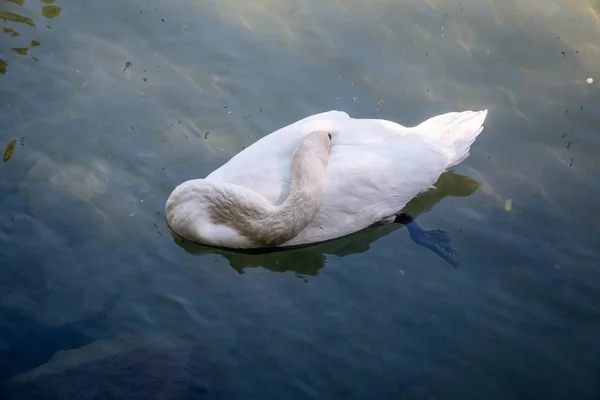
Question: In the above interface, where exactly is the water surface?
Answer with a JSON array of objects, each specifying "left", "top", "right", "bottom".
[{"left": 1, "top": 0, "right": 599, "bottom": 398}]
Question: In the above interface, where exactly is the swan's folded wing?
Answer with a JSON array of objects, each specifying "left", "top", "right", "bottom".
[
  {"left": 286, "top": 135, "right": 449, "bottom": 245},
  {"left": 205, "top": 110, "right": 352, "bottom": 204}
]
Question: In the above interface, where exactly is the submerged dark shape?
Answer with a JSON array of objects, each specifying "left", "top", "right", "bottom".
[
  {"left": 174, "top": 170, "right": 479, "bottom": 274},
  {"left": 0, "top": 293, "right": 121, "bottom": 386},
  {"left": 3, "top": 333, "right": 223, "bottom": 400}
]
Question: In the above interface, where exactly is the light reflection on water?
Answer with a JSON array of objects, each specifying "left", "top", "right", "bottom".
[{"left": 1, "top": 0, "right": 599, "bottom": 398}]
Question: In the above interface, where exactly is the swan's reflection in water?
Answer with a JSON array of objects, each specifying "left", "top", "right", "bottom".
[{"left": 174, "top": 171, "right": 479, "bottom": 275}]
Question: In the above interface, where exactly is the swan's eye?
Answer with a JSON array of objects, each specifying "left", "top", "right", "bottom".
[{"left": 327, "top": 133, "right": 332, "bottom": 140}]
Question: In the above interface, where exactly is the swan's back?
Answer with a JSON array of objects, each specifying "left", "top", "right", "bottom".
[
  {"left": 206, "top": 110, "right": 487, "bottom": 246},
  {"left": 207, "top": 111, "right": 407, "bottom": 203}
]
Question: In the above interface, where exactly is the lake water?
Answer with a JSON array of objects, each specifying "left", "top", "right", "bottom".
[{"left": 1, "top": 0, "right": 599, "bottom": 398}]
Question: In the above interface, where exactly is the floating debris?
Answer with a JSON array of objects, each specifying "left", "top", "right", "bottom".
[
  {"left": 11, "top": 48, "right": 29, "bottom": 56},
  {"left": 0, "top": 11, "right": 36, "bottom": 27},
  {"left": 3, "top": 139, "right": 17, "bottom": 163},
  {"left": 586, "top": 77, "right": 594, "bottom": 84},
  {"left": 0, "top": 59, "right": 7, "bottom": 75},
  {"left": 41, "top": 5, "right": 62, "bottom": 19},
  {"left": 504, "top": 198, "right": 512, "bottom": 212},
  {"left": 122, "top": 61, "right": 132, "bottom": 73},
  {"left": 30, "top": 40, "right": 41, "bottom": 47},
  {"left": 3, "top": 27, "right": 20, "bottom": 37},
  {"left": 352, "top": 97, "right": 357, "bottom": 103}
]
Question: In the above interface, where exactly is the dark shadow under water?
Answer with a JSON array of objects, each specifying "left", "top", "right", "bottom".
[
  {"left": 0, "top": 294, "right": 120, "bottom": 394},
  {"left": 3, "top": 333, "right": 223, "bottom": 400}
]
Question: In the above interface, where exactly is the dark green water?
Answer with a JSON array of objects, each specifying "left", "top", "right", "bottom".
[{"left": 1, "top": 0, "right": 599, "bottom": 398}]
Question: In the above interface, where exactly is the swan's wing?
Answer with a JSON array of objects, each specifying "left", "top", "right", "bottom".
[
  {"left": 206, "top": 111, "right": 349, "bottom": 203},
  {"left": 205, "top": 110, "right": 401, "bottom": 204},
  {"left": 288, "top": 135, "right": 449, "bottom": 245}
]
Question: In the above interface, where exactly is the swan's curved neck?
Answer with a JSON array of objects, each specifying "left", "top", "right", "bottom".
[
  {"left": 167, "top": 130, "right": 331, "bottom": 247},
  {"left": 214, "top": 142, "right": 326, "bottom": 245}
]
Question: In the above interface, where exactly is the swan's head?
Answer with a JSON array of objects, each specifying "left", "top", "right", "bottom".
[{"left": 297, "top": 130, "right": 332, "bottom": 165}]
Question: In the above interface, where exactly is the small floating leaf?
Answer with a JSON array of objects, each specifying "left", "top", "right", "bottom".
[
  {"left": 7, "top": 0, "right": 25, "bottom": 5},
  {"left": 0, "top": 59, "right": 7, "bottom": 75},
  {"left": 504, "top": 198, "right": 512, "bottom": 212},
  {"left": 32, "top": 56, "right": 39, "bottom": 62},
  {"left": 41, "top": 5, "right": 62, "bottom": 18},
  {"left": 0, "top": 11, "right": 36, "bottom": 27},
  {"left": 3, "top": 140, "right": 17, "bottom": 163},
  {"left": 41, "top": 0, "right": 56, "bottom": 3},
  {"left": 45, "top": 24, "right": 51, "bottom": 29},
  {"left": 3, "top": 27, "right": 21, "bottom": 37},
  {"left": 11, "top": 47, "right": 30, "bottom": 56},
  {"left": 30, "top": 40, "right": 41, "bottom": 47}
]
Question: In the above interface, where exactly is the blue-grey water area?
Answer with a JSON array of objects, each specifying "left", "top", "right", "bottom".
[{"left": 1, "top": 0, "right": 599, "bottom": 398}]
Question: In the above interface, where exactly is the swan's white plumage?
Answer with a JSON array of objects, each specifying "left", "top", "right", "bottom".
[{"left": 204, "top": 109, "right": 488, "bottom": 247}]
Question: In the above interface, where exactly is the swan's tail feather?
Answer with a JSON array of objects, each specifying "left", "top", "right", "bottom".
[{"left": 412, "top": 109, "right": 488, "bottom": 167}]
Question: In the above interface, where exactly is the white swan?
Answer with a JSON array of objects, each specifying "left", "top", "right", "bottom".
[{"left": 166, "top": 109, "right": 488, "bottom": 253}]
